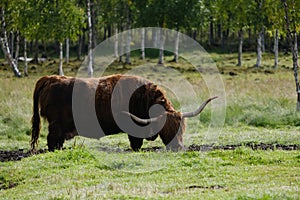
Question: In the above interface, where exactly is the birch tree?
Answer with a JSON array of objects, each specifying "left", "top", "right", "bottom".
[
  {"left": 114, "top": 26, "right": 119, "bottom": 58},
  {"left": 87, "top": 0, "right": 93, "bottom": 77},
  {"left": 167, "top": 0, "right": 199, "bottom": 62},
  {"left": 256, "top": 30, "right": 263, "bottom": 67},
  {"left": 56, "top": 42, "right": 63, "bottom": 75},
  {"left": 234, "top": 0, "right": 248, "bottom": 67},
  {"left": 140, "top": 27, "right": 145, "bottom": 60},
  {"left": 42, "top": 0, "right": 85, "bottom": 76},
  {"left": 237, "top": 29, "right": 243, "bottom": 66},
  {"left": 281, "top": 0, "right": 300, "bottom": 110},
  {"left": 273, "top": 29, "right": 279, "bottom": 68},
  {"left": 265, "top": 0, "right": 285, "bottom": 69},
  {"left": 255, "top": 0, "right": 265, "bottom": 67},
  {"left": 173, "top": 31, "right": 179, "bottom": 62},
  {"left": 0, "top": 5, "right": 21, "bottom": 77},
  {"left": 23, "top": 38, "right": 28, "bottom": 76},
  {"left": 158, "top": 29, "right": 164, "bottom": 65}
]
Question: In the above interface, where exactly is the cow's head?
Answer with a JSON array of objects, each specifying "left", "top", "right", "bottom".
[{"left": 124, "top": 96, "right": 218, "bottom": 151}]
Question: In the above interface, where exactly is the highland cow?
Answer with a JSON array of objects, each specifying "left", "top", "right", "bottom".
[{"left": 31, "top": 74, "right": 217, "bottom": 151}]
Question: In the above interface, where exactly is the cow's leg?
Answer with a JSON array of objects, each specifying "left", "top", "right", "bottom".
[
  {"left": 47, "top": 121, "right": 65, "bottom": 151},
  {"left": 146, "top": 133, "right": 158, "bottom": 141},
  {"left": 128, "top": 135, "right": 143, "bottom": 151},
  {"left": 65, "top": 130, "right": 78, "bottom": 140}
]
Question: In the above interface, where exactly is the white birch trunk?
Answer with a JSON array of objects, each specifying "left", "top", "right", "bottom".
[
  {"left": 173, "top": 31, "right": 180, "bottom": 62},
  {"left": 158, "top": 29, "right": 165, "bottom": 65},
  {"left": 59, "top": 42, "right": 64, "bottom": 76},
  {"left": 65, "top": 38, "right": 69, "bottom": 64},
  {"left": 256, "top": 31, "right": 262, "bottom": 67},
  {"left": 125, "top": 29, "right": 131, "bottom": 64},
  {"left": 10, "top": 31, "right": 14, "bottom": 57},
  {"left": 0, "top": 8, "right": 21, "bottom": 77},
  {"left": 274, "top": 29, "right": 279, "bottom": 69},
  {"left": 114, "top": 26, "right": 118, "bottom": 58},
  {"left": 237, "top": 29, "right": 243, "bottom": 66},
  {"left": 87, "top": 0, "right": 93, "bottom": 77},
  {"left": 24, "top": 38, "right": 28, "bottom": 76},
  {"left": 158, "top": 49, "right": 164, "bottom": 64},
  {"left": 140, "top": 27, "right": 145, "bottom": 60},
  {"left": 119, "top": 29, "right": 124, "bottom": 62}
]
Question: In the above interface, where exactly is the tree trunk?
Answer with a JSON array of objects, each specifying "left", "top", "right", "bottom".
[
  {"left": 65, "top": 38, "right": 69, "bottom": 64},
  {"left": 261, "top": 27, "right": 265, "bottom": 52},
  {"left": 0, "top": 7, "right": 21, "bottom": 77},
  {"left": 58, "top": 42, "right": 64, "bottom": 76},
  {"left": 153, "top": 29, "right": 159, "bottom": 48},
  {"left": 24, "top": 38, "right": 28, "bottom": 76},
  {"left": 77, "top": 34, "right": 83, "bottom": 60},
  {"left": 237, "top": 29, "right": 243, "bottom": 66},
  {"left": 209, "top": 16, "right": 214, "bottom": 46},
  {"left": 282, "top": 0, "right": 300, "bottom": 110},
  {"left": 158, "top": 49, "right": 164, "bottom": 65},
  {"left": 221, "top": 30, "right": 225, "bottom": 48},
  {"left": 10, "top": 31, "right": 14, "bottom": 57},
  {"left": 33, "top": 39, "right": 39, "bottom": 64},
  {"left": 91, "top": 0, "right": 97, "bottom": 48},
  {"left": 125, "top": 29, "right": 131, "bottom": 64},
  {"left": 114, "top": 26, "right": 118, "bottom": 58},
  {"left": 200, "top": 26, "right": 203, "bottom": 44},
  {"left": 217, "top": 23, "right": 222, "bottom": 42},
  {"left": 107, "top": 25, "right": 112, "bottom": 38},
  {"left": 256, "top": 31, "right": 262, "bottom": 67},
  {"left": 274, "top": 29, "right": 279, "bottom": 69},
  {"left": 140, "top": 27, "right": 145, "bottom": 60},
  {"left": 193, "top": 30, "right": 197, "bottom": 41},
  {"left": 173, "top": 30, "right": 180, "bottom": 63},
  {"left": 103, "top": 27, "right": 107, "bottom": 41},
  {"left": 87, "top": 0, "right": 93, "bottom": 77},
  {"left": 119, "top": 28, "right": 124, "bottom": 63},
  {"left": 158, "top": 29, "right": 165, "bottom": 65},
  {"left": 291, "top": 32, "right": 300, "bottom": 110},
  {"left": 14, "top": 31, "right": 20, "bottom": 67},
  {"left": 125, "top": 4, "right": 132, "bottom": 65}
]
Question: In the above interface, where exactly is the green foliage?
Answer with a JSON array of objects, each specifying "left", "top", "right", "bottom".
[{"left": 7, "top": 0, "right": 85, "bottom": 42}]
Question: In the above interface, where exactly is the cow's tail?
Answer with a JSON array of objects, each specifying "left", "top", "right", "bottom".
[{"left": 31, "top": 77, "right": 46, "bottom": 151}]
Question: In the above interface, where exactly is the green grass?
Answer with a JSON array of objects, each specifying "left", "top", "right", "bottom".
[
  {"left": 0, "top": 52, "right": 300, "bottom": 199},
  {"left": 0, "top": 146, "right": 299, "bottom": 199}
]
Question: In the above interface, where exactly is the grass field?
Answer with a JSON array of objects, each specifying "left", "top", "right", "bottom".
[{"left": 0, "top": 51, "right": 299, "bottom": 199}]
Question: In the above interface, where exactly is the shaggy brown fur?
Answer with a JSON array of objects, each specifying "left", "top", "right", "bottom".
[{"left": 31, "top": 74, "right": 185, "bottom": 151}]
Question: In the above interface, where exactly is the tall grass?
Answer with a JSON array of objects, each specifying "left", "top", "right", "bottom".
[
  {"left": 0, "top": 52, "right": 299, "bottom": 148},
  {"left": 0, "top": 76, "right": 37, "bottom": 137}
]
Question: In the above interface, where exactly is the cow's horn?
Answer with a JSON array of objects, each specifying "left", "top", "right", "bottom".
[
  {"left": 122, "top": 111, "right": 163, "bottom": 125},
  {"left": 182, "top": 96, "right": 218, "bottom": 118}
]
